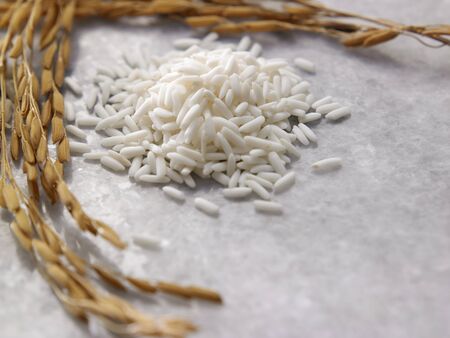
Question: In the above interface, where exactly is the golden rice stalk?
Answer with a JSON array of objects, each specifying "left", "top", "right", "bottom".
[
  {"left": 185, "top": 15, "right": 226, "bottom": 28},
  {"left": 31, "top": 72, "right": 39, "bottom": 100},
  {"left": 30, "top": 116, "right": 41, "bottom": 149},
  {"left": 74, "top": 0, "right": 450, "bottom": 48},
  {"left": 54, "top": 160, "right": 64, "bottom": 177},
  {"left": 36, "top": 135, "right": 48, "bottom": 163},
  {"left": 24, "top": 0, "right": 43, "bottom": 47},
  {"left": 61, "top": 247, "right": 87, "bottom": 275},
  {"left": 61, "top": 0, "right": 76, "bottom": 32},
  {"left": 42, "top": 42, "right": 58, "bottom": 69},
  {"left": 41, "top": 98, "right": 53, "bottom": 127},
  {"left": 9, "top": 36, "right": 23, "bottom": 58},
  {"left": 22, "top": 138, "right": 36, "bottom": 164},
  {"left": 284, "top": 5, "right": 316, "bottom": 17},
  {"left": 17, "top": 74, "right": 27, "bottom": 98},
  {"left": 93, "top": 265, "right": 127, "bottom": 291},
  {"left": 27, "top": 178, "right": 40, "bottom": 203},
  {"left": 67, "top": 280, "right": 90, "bottom": 300},
  {"left": 94, "top": 219, "right": 127, "bottom": 249},
  {"left": 23, "top": 161, "right": 38, "bottom": 182},
  {"left": 3, "top": 183, "right": 20, "bottom": 212},
  {"left": 186, "top": 285, "right": 223, "bottom": 303},
  {"left": 43, "top": 160, "right": 59, "bottom": 190},
  {"left": 42, "top": 226, "right": 62, "bottom": 254},
  {"left": 61, "top": 35, "right": 72, "bottom": 66},
  {"left": 423, "top": 25, "right": 450, "bottom": 35},
  {"left": 52, "top": 86, "right": 65, "bottom": 114},
  {"left": 40, "top": 173, "right": 59, "bottom": 204},
  {"left": 46, "top": 263, "right": 70, "bottom": 288},
  {"left": 30, "top": 0, "right": 43, "bottom": 28},
  {"left": 41, "top": 68, "right": 53, "bottom": 95},
  {"left": 39, "top": 3, "right": 58, "bottom": 48},
  {"left": 363, "top": 29, "right": 399, "bottom": 47},
  {"left": 7, "top": 2, "right": 32, "bottom": 36},
  {"left": 51, "top": 114, "right": 65, "bottom": 143},
  {"left": 54, "top": 52, "right": 65, "bottom": 87},
  {"left": 0, "top": 180, "right": 5, "bottom": 208},
  {"left": 10, "top": 221, "right": 32, "bottom": 251},
  {"left": 10, "top": 128, "right": 20, "bottom": 160},
  {"left": 221, "top": 5, "right": 262, "bottom": 18},
  {"left": 0, "top": 2, "right": 19, "bottom": 28},
  {"left": 126, "top": 276, "right": 157, "bottom": 293},
  {"left": 15, "top": 207, "right": 33, "bottom": 237},
  {"left": 32, "top": 239, "right": 60, "bottom": 263}
]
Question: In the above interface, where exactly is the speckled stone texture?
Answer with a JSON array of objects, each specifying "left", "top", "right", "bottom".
[{"left": 1, "top": 1, "right": 449, "bottom": 338}]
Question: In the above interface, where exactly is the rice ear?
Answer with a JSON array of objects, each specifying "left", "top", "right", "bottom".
[
  {"left": 185, "top": 15, "right": 225, "bottom": 28},
  {"left": 30, "top": 116, "right": 41, "bottom": 149},
  {"left": 11, "top": 129, "right": 20, "bottom": 160},
  {"left": 36, "top": 135, "right": 48, "bottom": 163},
  {"left": 61, "top": 35, "right": 72, "bottom": 65},
  {"left": 51, "top": 115, "right": 65, "bottom": 143},
  {"left": 57, "top": 135, "right": 71, "bottom": 162},
  {"left": 41, "top": 68, "right": 53, "bottom": 96},
  {"left": 363, "top": 29, "right": 399, "bottom": 47},
  {"left": 54, "top": 55, "right": 65, "bottom": 88},
  {"left": 3, "top": 183, "right": 20, "bottom": 212},
  {"left": 41, "top": 98, "right": 53, "bottom": 127},
  {"left": 61, "top": 0, "right": 76, "bottom": 32},
  {"left": 10, "top": 222, "right": 32, "bottom": 251},
  {"left": 52, "top": 86, "right": 65, "bottom": 115},
  {"left": 42, "top": 42, "right": 58, "bottom": 69},
  {"left": 341, "top": 30, "right": 377, "bottom": 47},
  {"left": 8, "top": 2, "right": 32, "bottom": 36},
  {"left": 9, "top": 36, "right": 23, "bottom": 58}
]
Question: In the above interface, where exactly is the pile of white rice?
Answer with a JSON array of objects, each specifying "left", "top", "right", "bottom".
[{"left": 63, "top": 33, "right": 350, "bottom": 216}]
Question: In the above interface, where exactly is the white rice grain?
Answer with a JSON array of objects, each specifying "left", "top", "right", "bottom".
[
  {"left": 85, "top": 89, "right": 98, "bottom": 110},
  {"left": 69, "top": 141, "right": 91, "bottom": 155},
  {"left": 76, "top": 116, "right": 101, "bottom": 128},
  {"left": 249, "top": 43, "right": 262, "bottom": 57},
  {"left": 64, "top": 101, "right": 76, "bottom": 122},
  {"left": 139, "top": 174, "right": 170, "bottom": 184},
  {"left": 236, "top": 35, "right": 252, "bottom": 51},
  {"left": 194, "top": 197, "right": 220, "bottom": 216},
  {"left": 292, "top": 125, "right": 309, "bottom": 146},
  {"left": 162, "top": 186, "right": 186, "bottom": 202},
  {"left": 302, "top": 113, "right": 322, "bottom": 123},
  {"left": 66, "top": 125, "right": 87, "bottom": 140},
  {"left": 100, "top": 156, "right": 125, "bottom": 171},
  {"left": 100, "top": 135, "right": 125, "bottom": 148},
  {"left": 312, "top": 96, "right": 332, "bottom": 109},
  {"left": 325, "top": 106, "right": 351, "bottom": 121},
  {"left": 128, "top": 156, "right": 143, "bottom": 177},
  {"left": 294, "top": 57, "right": 316, "bottom": 73},
  {"left": 246, "top": 180, "right": 271, "bottom": 200},
  {"left": 108, "top": 150, "right": 131, "bottom": 167},
  {"left": 254, "top": 200, "right": 283, "bottom": 214},
  {"left": 223, "top": 187, "right": 252, "bottom": 199},
  {"left": 298, "top": 123, "right": 317, "bottom": 143},
  {"left": 311, "top": 157, "right": 342, "bottom": 172},
  {"left": 274, "top": 172, "right": 296, "bottom": 194},
  {"left": 267, "top": 152, "right": 286, "bottom": 175},
  {"left": 65, "top": 77, "right": 82, "bottom": 96},
  {"left": 83, "top": 152, "right": 108, "bottom": 160},
  {"left": 120, "top": 146, "right": 146, "bottom": 159},
  {"left": 258, "top": 172, "right": 281, "bottom": 183},
  {"left": 173, "top": 38, "right": 201, "bottom": 49},
  {"left": 132, "top": 235, "right": 166, "bottom": 251},
  {"left": 316, "top": 102, "right": 341, "bottom": 115}
]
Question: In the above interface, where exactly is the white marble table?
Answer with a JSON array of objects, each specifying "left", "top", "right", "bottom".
[{"left": 1, "top": 1, "right": 449, "bottom": 337}]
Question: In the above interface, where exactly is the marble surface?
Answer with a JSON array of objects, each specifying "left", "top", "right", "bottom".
[{"left": 1, "top": 1, "right": 449, "bottom": 338}]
